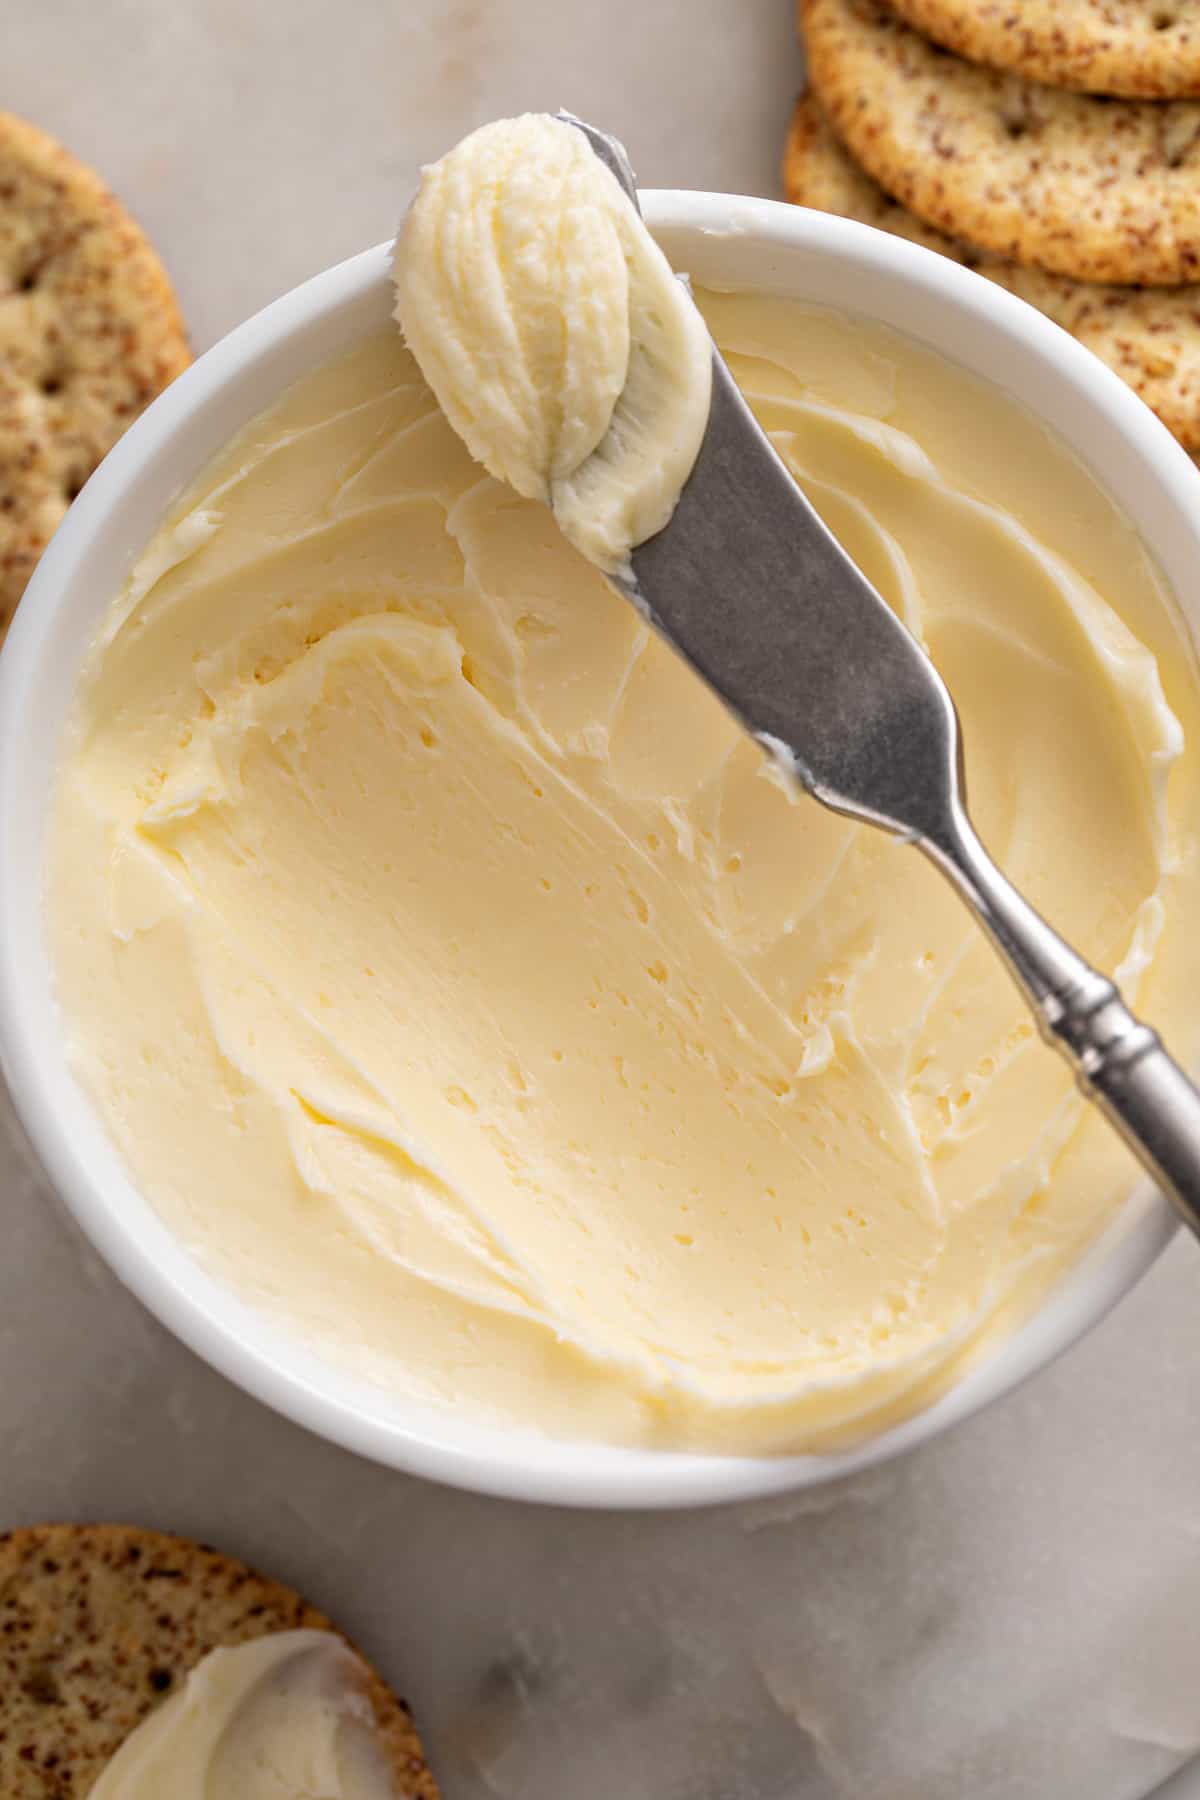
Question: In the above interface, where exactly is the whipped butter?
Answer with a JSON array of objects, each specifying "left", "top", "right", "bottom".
[
  {"left": 90, "top": 1632, "right": 397, "bottom": 1799},
  {"left": 49, "top": 292, "right": 1200, "bottom": 1453},
  {"left": 393, "top": 115, "right": 711, "bottom": 572}
]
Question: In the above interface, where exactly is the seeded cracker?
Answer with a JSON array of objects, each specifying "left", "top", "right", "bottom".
[
  {"left": 0, "top": 1523, "right": 439, "bottom": 1798},
  {"left": 801, "top": 0, "right": 1200, "bottom": 285},
  {"left": 782, "top": 94, "right": 1200, "bottom": 448},
  {"left": 887, "top": 0, "right": 1200, "bottom": 101},
  {"left": 0, "top": 114, "right": 190, "bottom": 638}
]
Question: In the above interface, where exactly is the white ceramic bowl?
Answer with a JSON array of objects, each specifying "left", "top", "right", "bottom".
[{"left": 2, "top": 194, "right": 1198, "bottom": 1510}]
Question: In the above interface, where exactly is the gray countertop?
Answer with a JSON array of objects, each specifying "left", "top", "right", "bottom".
[{"left": 6, "top": 4, "right": 1200, "bottom": 1796}]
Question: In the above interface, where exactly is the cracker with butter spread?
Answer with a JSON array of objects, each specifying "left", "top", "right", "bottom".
[
  {"left": 782, "top": 93, "right": 1200, "bottom": 449},
  {"left": 0, "top": 113, "right": 190, "bottom": 639},
  {"left": 801, "top": 0, "right": 1200, "bottom": 286},
  {"left": 0, "top": 1523, "right": 439, "bottom": 1798}
]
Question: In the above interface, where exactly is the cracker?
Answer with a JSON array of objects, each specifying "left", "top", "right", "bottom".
[
  {"left": 887, "top": 0, "right": 1200, "bottom": 101},
  {"left": 0, "top": 114, "right": 190, "bottom": 638},
  {"left": 800, "top": 0, "right": 1200, "bottom": 285},
  {"left": 0, "top": 1523, "right": 439, "bottom": 1798},
  {"left": 782, "top": 94, "right": 1200, "bottom": 447}
]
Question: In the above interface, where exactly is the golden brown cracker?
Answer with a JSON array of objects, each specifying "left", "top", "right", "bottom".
[
  {"left": 0, "top": 114, "right": 190, "bottom": 637},
  {"left": 887, "top": 0, "right": 1200, "bottom": 100},
  {"left": 800, "top": 0, "right": 1200, "bottom": 285}
]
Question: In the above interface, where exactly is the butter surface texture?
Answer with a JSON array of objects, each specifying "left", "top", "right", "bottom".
[
  {"left": 89, "top": 1631, "right": 397, "bottom": 1799},
  {"left": 50, "top": 294, "right": 1200, "bottom": 1452}
]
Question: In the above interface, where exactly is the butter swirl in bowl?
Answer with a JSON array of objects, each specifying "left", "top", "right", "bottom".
[{"left": 4, "top": 197, "right": 1200, "bottom": 1504}]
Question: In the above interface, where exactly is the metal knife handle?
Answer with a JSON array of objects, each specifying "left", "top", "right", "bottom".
[{"left": 924, "top": 804, "right": 1200, "bottom": 1234}]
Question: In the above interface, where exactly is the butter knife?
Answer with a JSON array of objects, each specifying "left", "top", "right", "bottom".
[{"left": 565, "top": 112, "right": 1200, "bottom": 1232}]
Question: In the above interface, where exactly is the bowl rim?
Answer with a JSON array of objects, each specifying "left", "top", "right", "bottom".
[{"left": 0, "top": 190, "right": 1193, "bottom": 1509}]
